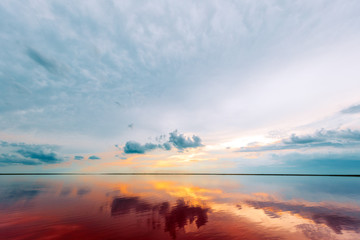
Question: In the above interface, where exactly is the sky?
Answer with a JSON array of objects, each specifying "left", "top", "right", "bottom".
[{"left": 1, "top": 0, "right": 360, "bottom": 173}]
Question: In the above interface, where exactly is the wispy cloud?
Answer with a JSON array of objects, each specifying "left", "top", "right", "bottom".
[
  {"left": 26, "top": 48, "right": 59, "bottom": 74},
  {"left": 238, "top": 129, "right": 360, "bottom": 152},
  {"left": 1, "top": 0, "right": 359, "bottom": 145},
  {"left": 341, "top": 104, "right": 360, "bottom": 114},
  {"left": 1, "top": 0, "right": 360, "bottom": 172}
]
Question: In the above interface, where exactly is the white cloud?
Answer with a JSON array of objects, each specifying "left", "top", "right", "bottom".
[{"left": 0, "top": 0, "right": 360, "bottom": 156}]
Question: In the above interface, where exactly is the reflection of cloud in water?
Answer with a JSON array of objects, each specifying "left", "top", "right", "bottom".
[
  {"left": 111, "top": 197, "right": 208, "bottom": 239},
  {"left": 60, "top": 187, "right": 72, "bottom": 197},
  {"left": 111, "top": 197, "right": 152, "bottom": 215},
  {"left": 313, "top": 214, "right": 360, "bottom": 234},
  {"left": 296, "top": 224, "right": 333, "bottom": 240},
  {"left": 77, "top": 187, "right": 91, "bottom": 196},
  {"left": 2, "top": 176, "right": 360, "bottom": 239},
  {"left": 164, "top": 199, "right": 208, "bottom": 239},
  {"left": 0, "top": 182, "right": 47, "bottom": 207},
  {"left": 244, "top": 199, "right": 360, "bottom": 235}
]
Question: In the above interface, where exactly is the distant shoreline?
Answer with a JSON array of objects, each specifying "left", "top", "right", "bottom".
[{"left": 0, "top": 173, "right": 359, "bottom": 177}]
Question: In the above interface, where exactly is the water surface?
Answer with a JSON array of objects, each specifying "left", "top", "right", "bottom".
[{"left": 0, "top": 175, "right": 359, "bottom": 239}]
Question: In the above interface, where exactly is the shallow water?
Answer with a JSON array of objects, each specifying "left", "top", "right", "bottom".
[{"left": 0, "top": 175, "right": 359, "bottom": 240}]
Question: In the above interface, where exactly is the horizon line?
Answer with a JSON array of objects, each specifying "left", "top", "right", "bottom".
[{"left": 0, "top": 173, "right": 359, "bottom": 177}]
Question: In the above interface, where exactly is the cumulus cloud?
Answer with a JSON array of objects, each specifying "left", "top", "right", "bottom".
[
  {"left": 123, "top": 130, "right": 203, "bottom": 154},
  {"left": 88, "top": 155, "right": 101, "bottom": 160},
  {"left": 123, "top": 141, "right": 170, "bottom": 154},
  {"left": 163, "top": 142, "right": 172, "bottom": 151},
  {"left": 341, "top": 104, "right": 360, "bottom": 114},
  {"left": 168, "top": 130, "right": 203, "bottom": 151},
  {"left": 124, "top": 142, "right": 152, "bottom": 154},
  {"left": 238, "top": 129, "right": 360, "bottom": 152},
  {"left": 0, "top": 140, "right": 63, "bottom": 166},
  {"left": 74, "top": 155, "right": 84, "bottom": 160}
]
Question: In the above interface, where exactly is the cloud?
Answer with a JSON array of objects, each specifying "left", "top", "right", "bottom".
[
  {"left": 123, "top": 130, "right": 203, "bottom": 154},
  {"left": 163, "top": 142, "right": 172, "bottom": 151},
  {"left": 0, "top": 140, "right": 64, "bottom": 166},
  {"left": 16, "top": 149, "right": 62, "bottom": 164},
  {"left": 88, "top": 155, "right": 101, "bottom": 160},
  {"left": 0, "top": 182, "right": 47, "bottom": 206},
  {"left": 0, "top": 154, "right": 41, "bottom": 166},
  {"left": 238, "top": 129, "right": 360, "bottom": 152},
  {"left": 168, "top": 130, "right": 203, "bottom": 151},
  {"left": 123, "top": 141, "right": 168, "bottom": 154},
  {"left": 74, "top": 155, "right": 84, "bottom": 160},
  {"left": 0, "top": 0, "right": 359, "bottom": 152},
  {"left": 341, "top": 104, "right": 360, "bottom": 114},
  {"left": 26, "top": 48, "right": 59, "bottom": 74},
  {"left": 123, "top": 141, "right": 150, "bottom": 154},
  {"left": 287, "top": 129, "right": 360, "bottom": 143}
]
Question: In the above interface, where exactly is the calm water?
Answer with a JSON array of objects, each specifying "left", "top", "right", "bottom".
[{"left": 0, "top": 175, "right": 360, "bottom": 240}]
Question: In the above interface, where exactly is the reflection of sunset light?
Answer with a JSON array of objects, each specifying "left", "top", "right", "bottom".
[
  {"left": 2, "top": 176, "right": 360, "bottom": 240},
  {"left": 152, "top": 181, "right": 222, "bottom": 204}
]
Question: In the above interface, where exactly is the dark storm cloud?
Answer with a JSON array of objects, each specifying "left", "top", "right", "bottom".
[
  {"left": 341, "top": 104, "right": 360, "bottom": 114},
  {"left": 123, "top": 130, "right": 203, "bottom": 154},
  {"left": 238, "top": 129, "right": 360, "bottom": 152},
  {"left": 0, "top": 140, "right": 64, "bottom": 166},
  {"left": 88, "top": 155, "right": 101, "bottom": 160}
]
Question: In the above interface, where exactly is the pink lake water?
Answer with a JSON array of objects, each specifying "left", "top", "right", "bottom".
[{"left": 0, "top": 175, "right": 359, "bottom": 240}]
